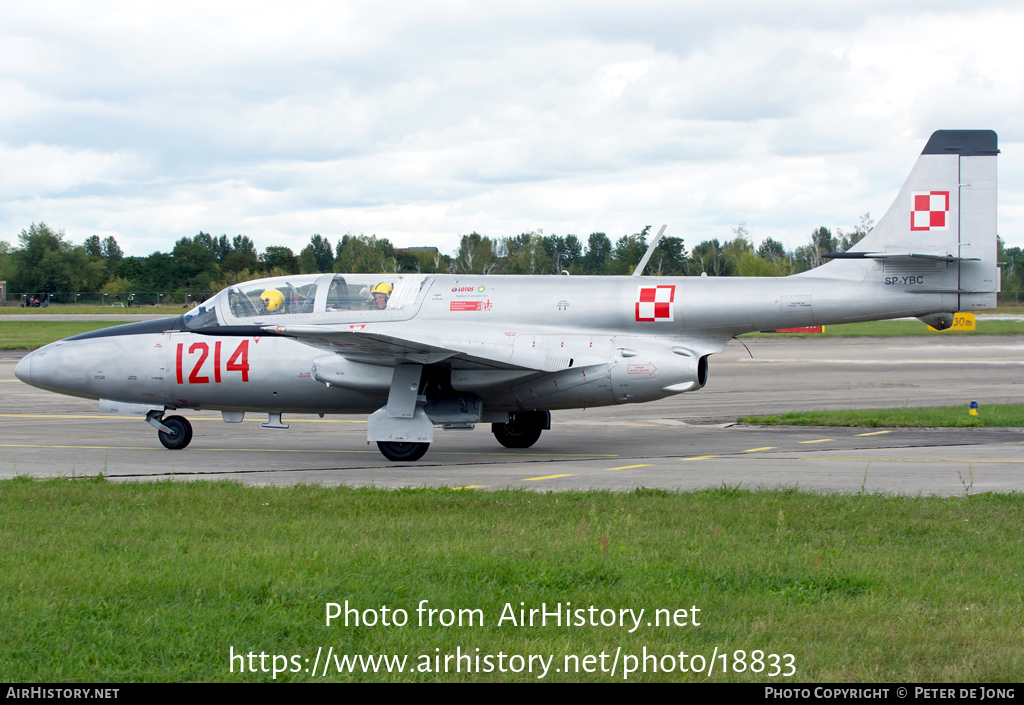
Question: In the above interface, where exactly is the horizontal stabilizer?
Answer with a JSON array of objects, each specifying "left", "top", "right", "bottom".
[
  {"left": 822, "top": 252, "right": 980, "bottom": 262},
  {"left": 903, "top": 289, "right": 977, "bottom": 294}
]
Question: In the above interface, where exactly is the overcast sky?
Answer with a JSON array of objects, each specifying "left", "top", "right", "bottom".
[{"left": 2, "top": 1, "right": 1022, "bottom": 257}]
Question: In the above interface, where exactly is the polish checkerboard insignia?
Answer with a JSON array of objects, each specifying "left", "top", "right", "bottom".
[
  {"left": 911, "top": 191, "right": 949, "bottom": 231},
  {"left": 635, "top": 285, "right": 675, "bottom": 322}
]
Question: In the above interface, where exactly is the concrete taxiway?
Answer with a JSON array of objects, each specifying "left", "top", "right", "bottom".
[{"left": 2, "top": 335, "right": 1023, "bottom": 495}]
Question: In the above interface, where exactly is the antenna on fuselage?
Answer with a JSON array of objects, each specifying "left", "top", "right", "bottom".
[{"left": 631, "top": 224, "right": 667, "bottom": 277}]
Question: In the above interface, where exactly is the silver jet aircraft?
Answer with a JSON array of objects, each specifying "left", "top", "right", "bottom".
[{"left": 15, "top": 130, "right": 1000, "bottom": 461}]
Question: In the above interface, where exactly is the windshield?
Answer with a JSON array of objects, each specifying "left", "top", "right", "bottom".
[{"left": 182, "top": 301, "right": 218, "bottom": 330}]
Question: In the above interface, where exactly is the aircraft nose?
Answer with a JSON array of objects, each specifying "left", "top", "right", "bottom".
[{"left": 14, "top": 351, "right": 32, "bottom": 384}]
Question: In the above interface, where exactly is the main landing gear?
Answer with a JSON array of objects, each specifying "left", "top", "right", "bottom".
[
  {"left": 491, "top": 411, "right": 548, "bottom": 449},
  {"left": 376, "top": 441, "right": 430, "bottom": 462},
  {"left": 147, "top": 412, "right": 193, "bottom": 450}
]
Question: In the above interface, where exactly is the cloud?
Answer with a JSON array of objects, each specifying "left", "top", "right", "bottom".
[{"left": 0, "top": 143, "right": 148, "bottom": 200}]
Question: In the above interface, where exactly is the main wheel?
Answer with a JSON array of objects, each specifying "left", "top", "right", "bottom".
[
  {"left": 492, "top": 411, "right": 544, "bottom": 449},
  {"left": 376, "top": 441, "right": 429, "bottom": 462},
  {"left": 158, "top": 415, "right": 193, "bottom": 450}
]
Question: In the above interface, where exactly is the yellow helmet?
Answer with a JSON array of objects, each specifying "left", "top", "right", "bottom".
[
  {"left": 260, "top": 289, "right": 285, "bottom": 312},
  {"left": 370, "top": 282, "right": 393, "bottom": 298}
]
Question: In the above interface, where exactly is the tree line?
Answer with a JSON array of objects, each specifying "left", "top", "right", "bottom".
[{"left": 2, "top": 216, "right": 1021, "bottom": 297}]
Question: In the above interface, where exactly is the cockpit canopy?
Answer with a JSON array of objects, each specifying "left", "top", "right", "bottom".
[{"left": 182, "top": 273, "right": 429, "bottom": 331}]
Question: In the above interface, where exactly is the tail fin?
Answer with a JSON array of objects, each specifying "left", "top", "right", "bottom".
[{"left": 823, "top": 130, "right": 999, "bottom": 311}]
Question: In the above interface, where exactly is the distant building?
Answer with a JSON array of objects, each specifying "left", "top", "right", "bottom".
[{"left": 0, "top": 281, "right": 5, "bottom": 303}]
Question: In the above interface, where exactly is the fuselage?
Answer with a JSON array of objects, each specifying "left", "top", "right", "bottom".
[{"left": 15, "top": 268, "right": 959, "bottom": 417}]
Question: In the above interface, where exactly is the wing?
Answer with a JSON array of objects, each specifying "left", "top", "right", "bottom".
[
  {"left": 261, "top": 324, "right": 456, "bottom": 362},
  {"left": 261, "top": 324, "right": 573, "bottom": 372}
]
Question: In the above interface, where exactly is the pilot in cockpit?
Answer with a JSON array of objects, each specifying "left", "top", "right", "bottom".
[
  {"left": 370, "top": 282, "right": 393, "bottom": 310},
  {"left": 259, "top": 289, "right": 285, "bottom": 314}
]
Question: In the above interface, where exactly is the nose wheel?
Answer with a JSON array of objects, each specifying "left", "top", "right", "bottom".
[{"left": 157, "top": 415, "right": 193, "bottom": 450}]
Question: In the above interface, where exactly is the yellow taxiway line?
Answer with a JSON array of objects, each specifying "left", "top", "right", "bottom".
[
  {"left": 682, "top": 455, "right": 718, "bottom": 460},
  {"left": 742, "top": 446, "right": 777, "bottom": 452},
  {"left": 522, "top": 474, "right": 575, "bottom": 481},
  {"left": 799, "top": 457, "right": 1024, "bottom": 464},
  {"left": 0, "top": 444, "right": 159, "bottom": 451},
  {"left": 0, "top": 413, "right": 366, "bottom": 423},
  {"left": 606, "top": 464, "right": 651, "bottom": 471},
  {"left": 0, "top": 443, "right": 378, "bottom": 453},
  {"left": 799, "top": 439, "right": 834, "bottom": 444},
  {"left": 0, "top": 443, "right": 616, "bottom": 458},
  {"left": 446, "top": 452, "right": 618, "bottom": 457},
  {"left": 855, "top": 430, "right": 893, "bottom": 436}
]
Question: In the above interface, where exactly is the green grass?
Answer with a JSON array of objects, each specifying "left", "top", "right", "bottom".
[
  {"left": 741, "top": 319, "right": 1024, "bottom": 337},
  {"left": 0, "top": 321, "right": 125, "bottom": 349},
  {"left": 739, "top": 405, "right": 1024, "bottom": 427},
  {"left": 0, "top": 480, "right": 1021, "bottom": 682}
]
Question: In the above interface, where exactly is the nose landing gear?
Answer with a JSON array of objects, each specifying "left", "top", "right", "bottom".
[
  {"left": 147, "top": 411, "right": 194, "bottom": 450},
  {"left": 158, "top": 416, "right": 193, "bottom": 449}
]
